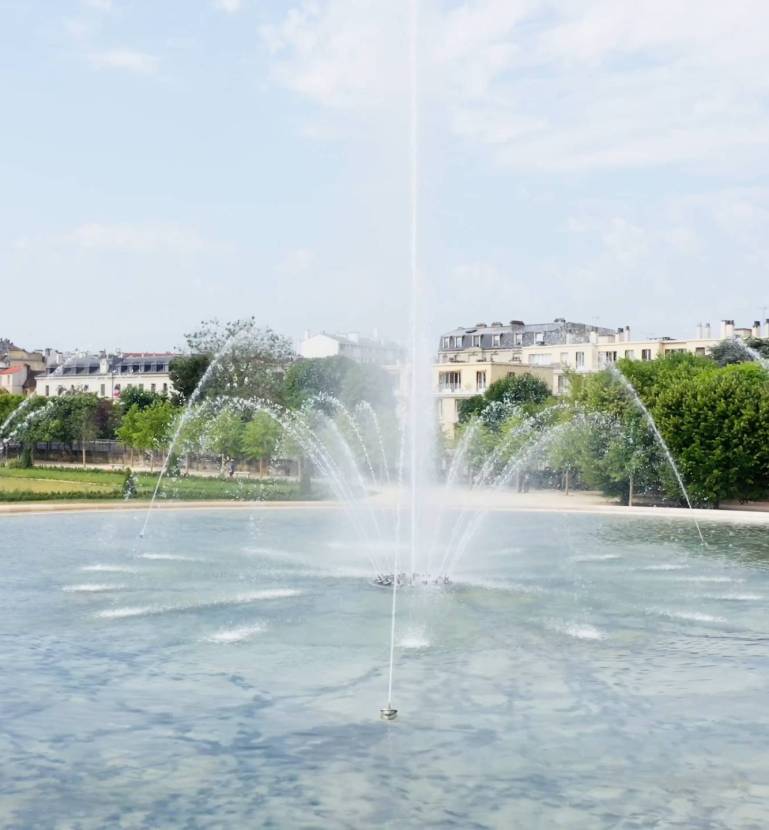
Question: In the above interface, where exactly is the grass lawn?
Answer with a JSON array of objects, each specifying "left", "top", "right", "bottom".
[{"left": 0, "top": 466, "right": 307, "bottom": 502}]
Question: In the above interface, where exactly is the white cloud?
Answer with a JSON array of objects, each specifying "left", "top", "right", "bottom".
[
  {"left": 213, "top": 0, "right": 242, "bottom": 12},
  {"left": 61, "top": 223, "right": 219, "bottom": 254},
  {"left": 259, "top": 1, "right": 408, "bottom": 110},
  {"left": 278, "top": 247, "right": 314, "bottom": 275},
  {"left": 90, "top": 49, "right": 159, "bottom": 74},
  {"left": 260, "top": 0, "right": 769, "bottom": 172}
]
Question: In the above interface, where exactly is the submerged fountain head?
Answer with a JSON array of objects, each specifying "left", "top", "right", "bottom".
[
  {"left": 374, "top": 573, "right": 451, "bottom": 588},
  {"left": 379, "top": 705, "right": 398, "bottom": 721}
]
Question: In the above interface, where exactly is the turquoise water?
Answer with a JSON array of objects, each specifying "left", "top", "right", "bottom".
[{"left": 2, "top": 508, "right": 769, "bottom": 828}]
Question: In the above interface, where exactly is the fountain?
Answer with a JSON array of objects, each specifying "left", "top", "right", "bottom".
[
  {"left": 608, "top": 364, "right": 705, "bottom": 545},
  {"left": 6, "top": 6, "right": 769, "bottom": 826}
]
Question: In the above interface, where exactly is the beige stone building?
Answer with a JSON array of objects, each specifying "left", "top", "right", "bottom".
[
  {"left": 0, "top": 344, "right": 47, "bottom": 396},
  {"left": 435, "top": 360, "right": 554, "bottom": 436},
  {"left": 435, "top": 317, "right": 769, "bottom": 436}
]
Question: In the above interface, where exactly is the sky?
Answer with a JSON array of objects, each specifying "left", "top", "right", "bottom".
[{"left": 2, "top": 0, "right": 769, "bottom": 352}]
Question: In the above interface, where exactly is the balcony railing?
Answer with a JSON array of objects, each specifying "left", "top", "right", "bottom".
[{"left": 438, "top": 383, "right": 462, "bottom": 392}]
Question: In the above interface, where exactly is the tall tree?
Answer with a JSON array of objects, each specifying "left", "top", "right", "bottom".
[
  {"left": 654, "top": 363, "right": 769, "bottom": 506},
  {"left": 241, "top": 412, "right": 282, "bottom": 475},
  {"left": 116, "top": 400, "right": 176, "bottom": 470},
  {"left": 282, "top": 355, "right": 395, "bottom": 412},
  {"left": 183, "top": 317, "right": 295, "bottom": 403},
  {"left": 168, "top": 354, "right": 211, "bottom": 402}
]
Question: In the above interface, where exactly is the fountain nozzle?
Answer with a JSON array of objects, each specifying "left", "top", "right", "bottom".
[{"left": 379, "top": 705, "right": 398, "bottom": 721}]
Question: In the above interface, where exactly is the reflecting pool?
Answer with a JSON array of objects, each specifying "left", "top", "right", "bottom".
[{"left": 2, "top": 508, "right": 769, "bottom": 828}]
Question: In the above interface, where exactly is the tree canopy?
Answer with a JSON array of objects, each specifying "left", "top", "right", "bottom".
[
  {"left": 458, "top": 372, "right": 552, "bottom": 425},
  {"left": 182, "top": 317, "right": 295, "bottom": 403},
  {"left": 282, "top": 355, "right": 395, "bottom": 412}
]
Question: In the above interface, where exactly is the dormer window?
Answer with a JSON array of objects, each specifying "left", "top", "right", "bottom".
[{"left": 492, "top": 334, "right": 501, "bottom": 347}]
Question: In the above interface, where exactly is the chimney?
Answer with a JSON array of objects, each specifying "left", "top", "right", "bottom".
[
  {"left": 764, "top": 319, "right": 769, "bottom": 338},
  {"left": 625, "top": 325, "right": 631, "bottom": 342},
  {"left": 617, "top": 327, "right": 624, "bottom": 343},
  {"left": 726, "top": 320, "right": 735, "bottom": 338},
  {"left": 753, "top": 320, "right": 761, "bottom": 338},
  {"left": 704, "top": 322, "right": 711, "bottom": 339},
  {"left": 696, "top": 323, "right": 703, "bottom": 339},
  {"left": 720, "top": 319, "right": 728, "bottom": 339}
]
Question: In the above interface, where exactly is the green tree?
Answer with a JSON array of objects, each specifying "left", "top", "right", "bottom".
[
  {"left": 485, "top": 373, "right": 551, "bottom": 407},
  {"left": 242, "top": 412, "right": 282, "bottom": 475},
  {"left": 457, "top": 373, "right": 551, "bottom": 426},
  {"left": 70, "top": 395, "right": 101, "bottom": 467},
  {"left": 654, "top": 363, "right": 769, "bottom": 506},
  {"left": 710, "top": 337, "right": 769, "bottom": 367},
  {"left": 457, "top": 395, "right": 486, "bottom": 423},
  {"left": 0, "top": 394, "right": 25, "bottom": 433},
  {"left": 116, "top": 400, "right": 176, "bottom": 470},
  {"left": 168, "top": 354, "right": 211, "bottom": 402},
  {"left": 183, "top": 317, "right": 295, "bottom": 403},
  {"left": 282, "top": 355, "right": 394, "bottom": 412},
  {"left": 203, "top": 409, "right": 245, "bottom": 472},
  {"left": 119, "top": 386, "right": 165, "bottom": 415}
]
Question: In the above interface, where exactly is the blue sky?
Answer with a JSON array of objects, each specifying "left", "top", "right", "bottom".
[{"left": 2, "top": 0, "right": 769, "bottom": 351}]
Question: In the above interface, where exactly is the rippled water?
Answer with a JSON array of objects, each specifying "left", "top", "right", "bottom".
[{"left": 2, "top": 508, "right": 769, "bottom": 828}]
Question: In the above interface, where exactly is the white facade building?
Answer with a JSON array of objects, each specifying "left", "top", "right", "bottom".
[
  {"left": 35, "top": 352, "right": 177, "bottom": 399},
  {"left": 300, "top": 331, "right": 403, "bottom": 366}
]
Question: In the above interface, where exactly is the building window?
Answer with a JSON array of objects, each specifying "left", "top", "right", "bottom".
[
  {"left": 162, "top": 383, "right": 168, "bottom": 393},
  {"left": 45, "top": 385, "right": 50, "bottom": 396},
  {"left": 600, "top": 351, "right": 617, "bottom": 366},
  {"left": 575, "top": 352, "right": 585, "bottom": 369},
  {"left": 437, "top": 399, "right": 443, "bottom": 417},
  {"left": 492, "top": 334, "right": 501, "bottom": 347},
  {"left": 438, "top": 371, "right": 461, "bottom": 392},
  {"left": 560, "top": 352, "right": 569, "bottom": 365},
  {"left": 83, "top": 385, "right": 88, "bottom": 392},
  {"left": 451, "top": 336, "right": 463, "bottom": 349},
  {"left": 151, "top": 383, "right": 156, "bottom": 393},
  {"left": 529, "top": 353, "right": 550, "bottom": 366},
  {"left": 100, "top": 383, "right": 106, "bottom": 396},
  {"left": 534, "top": 331, "right": 544, "bottom": 344},
  {"left": 557, "top": 374, "right": 568, "bottom": 394},
  {"left": 624, "top": 350, "right": 635, "bottom": 359},
  {"left": 695, "top": 347, "right": 706, "bottom": 355},
  {"left": 514, "top": 333, "right": 523, "bottom": 345},
  {"left": 472, "top": 334, "right": 481, "bottom": 348},
  {"left": 475, "top": 371, "right": 486, "bottom": 391},
  {"left": 641, "top": 349, "right": 652, "bottom": 361},
  {"left": 442, "top": 337, "right": 450, "bottom": 349}
]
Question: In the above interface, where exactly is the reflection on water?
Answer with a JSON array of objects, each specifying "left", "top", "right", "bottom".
[{"left": 2, "top": 508, "right": 769, "bottom": 828}]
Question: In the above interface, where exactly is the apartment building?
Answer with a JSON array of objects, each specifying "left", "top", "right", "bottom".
[
  {"left": 434, "top": 318, "right": 614, "bottom": 435},
  {"left": 35, "top": 352, "right": 177, "bottom": 399},
  {"left": 434, "top": 317, "right": 769, "bottom": 436}
]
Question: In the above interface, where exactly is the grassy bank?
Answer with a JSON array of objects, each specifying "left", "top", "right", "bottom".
[{"left": 0, "top": 466, "right": 306, "bottom": 502}]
